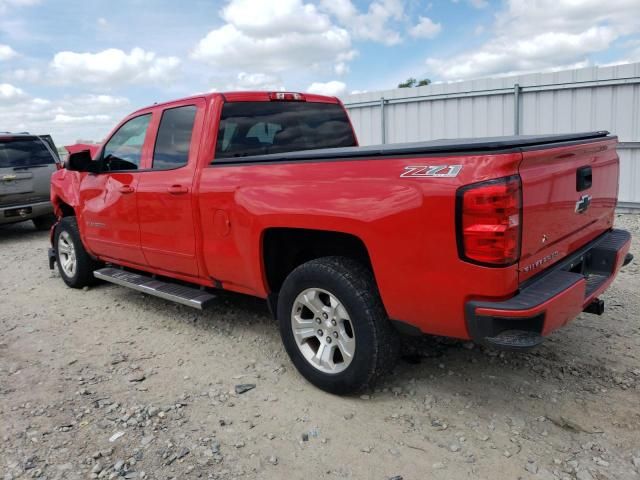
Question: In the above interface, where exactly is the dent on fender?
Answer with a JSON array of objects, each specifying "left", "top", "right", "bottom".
[{"left": 50, "top": 169, "right": 82, "bottom": 216}]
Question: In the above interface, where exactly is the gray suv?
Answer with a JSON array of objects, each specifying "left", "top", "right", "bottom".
[{"left": 0, "top": 133, "right": 61, "bottom": 230}]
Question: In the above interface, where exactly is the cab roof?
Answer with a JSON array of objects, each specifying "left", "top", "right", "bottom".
[{"left": 129, "top": 91, "right": 341, "bottom": 116}]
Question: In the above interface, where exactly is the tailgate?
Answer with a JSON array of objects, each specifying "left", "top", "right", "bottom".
[
  {"left": 1, "top": 170, "right": 35, "bottom": 197},
  {"left": 518, "top": 137, "right": 619, "bottom": 282}
]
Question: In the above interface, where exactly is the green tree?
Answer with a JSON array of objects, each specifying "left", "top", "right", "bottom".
[{"left": 398, "top": 77, "right": 431, "bottom": 88}]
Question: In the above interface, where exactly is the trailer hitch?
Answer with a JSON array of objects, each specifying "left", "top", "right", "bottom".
[{"left": 584, "top": 298, "right": 605, "bottom": 315}]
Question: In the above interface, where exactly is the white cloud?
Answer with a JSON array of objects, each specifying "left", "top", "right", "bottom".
[
  {"left": 192, "top": 0, "right": 353, "bottom": 75},
  {"left": 0, "top": 83, "right": 26, "bottom": 103},
  {"left": 0, "top": 87, "right": 131, "bottom": 145},
  {"left": 0, "top": 44, "right": 17, "bottom": 60},
  {"left": 2, "top": 67, "right": 40, "bottom": 83},
  {"left": 428, "top": 26, "right": 616, "bottom": 79},
  {"left": 221, "top": 0, "right": 331, "bottom": 37},
  {"left": 427, "top": 0, "right": 640, "bottom": 80},
  {"left": 320, "top": 0, "right": 404, "bottom": 46},
  {"left": 306, "top": 80, "right": 347, "bottom": 96},
  {"left": 409, "top": 16, "right": 442, "bottom": 39},
  {"left": 334, "top": 62, "right": 349, "bottom": 75},
  {"left": 225, "top": 72, "right": 285, "bottom": 91},
  {"left": 54, "top": 114, "right": 111, "bottom": 124},
  {"left": 50, "top": 48, "right": 181, "bottom": 85},
  {"left": 0, "top": 0, "right": 39, "bottom": 12}
]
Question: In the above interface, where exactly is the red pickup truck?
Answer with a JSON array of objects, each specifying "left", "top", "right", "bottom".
[{"left": 49, "top": 91, "right": 632, "bottom": 394}]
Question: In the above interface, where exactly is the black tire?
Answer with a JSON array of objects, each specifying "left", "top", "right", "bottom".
[
  {"left": 54, "top": 217, "right": 102, "bottom": 288},
  {"left": 277, "top": 256, "right": 399, "bottom": 395},
  {"left": 32, "top": 214, "right": 56, "bottom": 231}
]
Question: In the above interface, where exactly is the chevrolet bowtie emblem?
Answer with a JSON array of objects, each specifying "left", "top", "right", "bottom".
[{"left": 575, "top": 194, "right": 592, "bottom": 214}]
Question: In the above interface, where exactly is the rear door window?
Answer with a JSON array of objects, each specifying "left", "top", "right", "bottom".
[
  {"left": 215, "top": 101, "right": 356, "bottom": 160},
  {"left": 0, "top": 137, "right": 55, "bottom": 168},
  {"left": 152, "top": 105, "right": 197, "bottom": 170}
]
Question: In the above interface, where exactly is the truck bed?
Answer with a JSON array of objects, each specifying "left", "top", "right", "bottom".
[{"left": 213, "top": 131, "right": 613, "bottom": 164}]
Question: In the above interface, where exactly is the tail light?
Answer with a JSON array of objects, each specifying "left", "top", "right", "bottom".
[
  {"left": 456, "top": 175, "right": 522, "bottom": 266},
  {"left": 269, "top": 92, "right": 306, "bottom": 101}
]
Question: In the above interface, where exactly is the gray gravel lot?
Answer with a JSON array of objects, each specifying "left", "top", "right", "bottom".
[{"left": 1, "top": 215, "right": 639, "bottom": 480}]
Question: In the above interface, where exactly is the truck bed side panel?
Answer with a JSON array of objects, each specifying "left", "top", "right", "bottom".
[{"left": 197, "top": 152, "right": 522, "bottom": 339}]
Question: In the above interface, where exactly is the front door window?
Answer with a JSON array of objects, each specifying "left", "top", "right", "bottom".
[{"left": 102, "top": 114, "right": 151, "bottom": 171}]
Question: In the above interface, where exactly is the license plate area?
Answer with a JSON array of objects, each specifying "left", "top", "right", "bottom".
[{"left": 4, "top": 206, "right": 32, "bottom": 218}]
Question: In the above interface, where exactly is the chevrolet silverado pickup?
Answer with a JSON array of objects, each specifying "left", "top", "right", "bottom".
[{"left": 49, "top": 91, "right": 633, "bottom": 394}]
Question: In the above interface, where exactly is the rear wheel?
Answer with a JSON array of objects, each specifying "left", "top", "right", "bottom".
[
  {"left": 32, "top": 214, "right": 56, "bottom": 231},
  {"left": 277, "top": 256, "right": 398, "bottom": 394},
  {"left": 54, "top": 217, "right": 102, "bottom": 288}
]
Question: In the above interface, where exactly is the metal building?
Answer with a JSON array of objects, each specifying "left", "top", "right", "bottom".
[{"left": 342, "top": 62, "right": 640, "bottom": 211}]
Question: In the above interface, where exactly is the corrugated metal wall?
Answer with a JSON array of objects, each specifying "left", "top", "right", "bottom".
[{"left": 342, "top": 62, "right": 640, "bottom": 209}]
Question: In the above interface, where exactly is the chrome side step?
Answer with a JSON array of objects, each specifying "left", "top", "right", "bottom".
[{"left": 94, "top": 267, "right": 216, "bottom": 310}]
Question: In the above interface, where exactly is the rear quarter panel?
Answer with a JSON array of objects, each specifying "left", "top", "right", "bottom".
[{"left": 199, "top": 152, "right": 523, "bottom": 338}]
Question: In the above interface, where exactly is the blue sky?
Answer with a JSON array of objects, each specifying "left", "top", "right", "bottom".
[{"left": 1, "top": 0, "right": 639, "bottom": 145}]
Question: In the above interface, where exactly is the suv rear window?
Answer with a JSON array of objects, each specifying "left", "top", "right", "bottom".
[
  {"left": 215, "top": 101, "right": 356, "bottom": 160},
  {"left": 0, "top": 137, "right": 55, "bottom": 168}
]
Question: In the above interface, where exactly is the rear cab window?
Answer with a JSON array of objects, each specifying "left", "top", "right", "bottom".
[
  {"left": 215, "top": 101, "right": 356, "bottom": 161},
  {"left": 0, "top": 137, "right": 56, "bottom": 169}
]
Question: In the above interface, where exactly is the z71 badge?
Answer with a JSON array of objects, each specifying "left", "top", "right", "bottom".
[{"left": 400, "top": 165, "right": 462, "bottom": 178}]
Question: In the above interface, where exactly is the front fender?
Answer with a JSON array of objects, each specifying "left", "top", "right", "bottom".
[{"left": 50, "top": 168, "right": 82, "bottom": 217}]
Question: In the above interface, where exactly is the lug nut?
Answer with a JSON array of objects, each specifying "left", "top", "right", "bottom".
[
  {"left": 317, "top": 329, "right": 323, "bottom": 336},
  {"left": 331, "top": 319, "right": 337, "bottom": 326},
  {"left": 326, "top": 337, "right": 332, "bottom": 344},
  {"left": 323, "top": 312, "right": 328, "bottom": 319},
  {"left": 333, "top": 331, "right": 338, "bottom": 338},
  {"left": 315, "top": 318, "right": 321, "bottom": 324}
]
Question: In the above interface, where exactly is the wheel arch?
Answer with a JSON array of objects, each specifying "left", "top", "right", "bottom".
[
  {"left": 261, "top": 227, "right": 375, "bottom": 296},
  {"left": 52, "top": 197, "right": 76, "bottom": 218}
]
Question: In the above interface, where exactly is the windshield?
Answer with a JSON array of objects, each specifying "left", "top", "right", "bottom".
[
  {"left": 0, "top": 137, "right": 55, "bottom": 168},
  {"left": 215, "top": 101, "right": 356, "bottom": 160}
]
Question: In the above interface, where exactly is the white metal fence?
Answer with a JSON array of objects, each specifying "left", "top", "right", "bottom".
[{"left": 342, "top": 62, "right": 640, "bottom": 210}]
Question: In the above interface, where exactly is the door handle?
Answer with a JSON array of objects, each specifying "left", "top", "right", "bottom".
[
  {"left": 167, "top": 184, "right": 189, "bottom": 194},
  {"left": 576, "top": 166, "right": 592, "bottom": 192},
  {"left": 118, "top": 185, "right": 135, "bottom": 194}
]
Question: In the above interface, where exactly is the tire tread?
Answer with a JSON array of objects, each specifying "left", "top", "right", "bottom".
[
  {"left": 278, "top": 256, "right": 399, "bottom": 394},
  {"left": 54, "top": 217, "right": 102, "bottom": 288}
]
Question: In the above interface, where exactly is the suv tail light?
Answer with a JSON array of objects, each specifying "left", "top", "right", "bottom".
[{"left": 456, "top": 175, "right": 522, "bottom": 266}]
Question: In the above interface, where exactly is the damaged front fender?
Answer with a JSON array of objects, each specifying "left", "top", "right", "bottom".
[{"left": 50, "top": 168, "right": 82, "bottom": 218}]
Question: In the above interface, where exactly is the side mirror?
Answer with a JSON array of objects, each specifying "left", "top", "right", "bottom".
[{"left": 65, "top": 150, "right": 97, "bottom": 172}]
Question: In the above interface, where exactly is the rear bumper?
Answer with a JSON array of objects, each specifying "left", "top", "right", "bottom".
[
  {"left": 465, "top": 229, "right": 632, "bottom": 349},
  {"left": 0, "top": 200, "right": 52, "bottom": 225}
]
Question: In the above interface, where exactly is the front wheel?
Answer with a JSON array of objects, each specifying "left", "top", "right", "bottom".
[
  {"left": 277, "top": 256, "right": 398, "bottom": 394},
  {"left": 54, "top": 217, "right": 102, "bottom": 288}
]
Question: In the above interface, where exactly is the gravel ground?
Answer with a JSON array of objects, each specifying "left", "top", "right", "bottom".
[{"left": 1, "top": 215, "right": 639, "bottom": 480}]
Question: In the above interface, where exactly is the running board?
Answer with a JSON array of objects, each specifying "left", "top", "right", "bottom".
[{"left": 94, "top": 267, "right": 216, "bottom": 310}]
